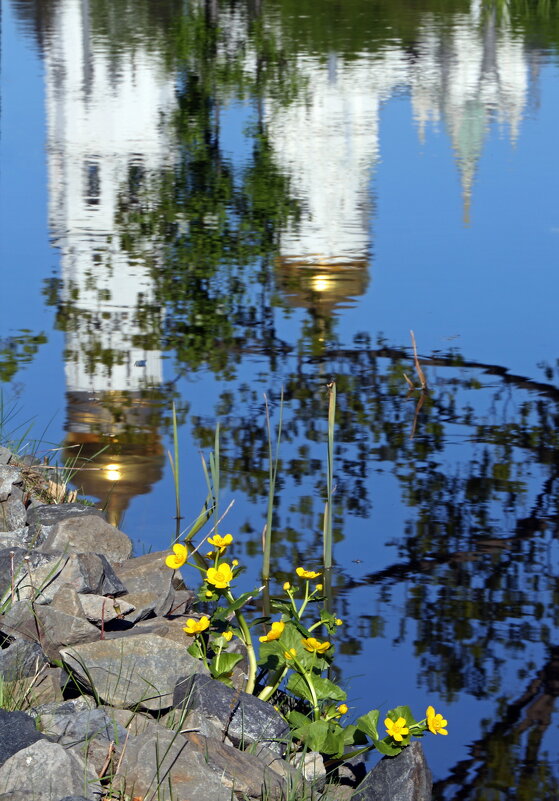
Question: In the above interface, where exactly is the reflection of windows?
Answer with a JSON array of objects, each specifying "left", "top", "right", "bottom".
[{"left": 84, "top": 161, "right": 100, "bottom": 206}]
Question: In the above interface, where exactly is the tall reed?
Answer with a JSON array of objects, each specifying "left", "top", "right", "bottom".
[
  {"left": 262, "top": 389, "right": 284, "bottom": 583},
  {"left": 322, "top": 381, "right": 336, "bottom": 571}
]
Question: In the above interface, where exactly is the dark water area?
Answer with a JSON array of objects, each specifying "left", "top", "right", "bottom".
[{"left": 2, "top": 0, "right": 559, "bottom": 796}]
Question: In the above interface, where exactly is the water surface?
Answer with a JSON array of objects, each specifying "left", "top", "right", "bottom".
[{"left": 2, "top": 0, "right": 559, "bottom": 795}]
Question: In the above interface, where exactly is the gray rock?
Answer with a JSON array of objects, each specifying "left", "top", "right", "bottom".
[
  {"left": 0, "top": 446, "right": 12, "bottom": 466},
  {"left": 0, "top": 709, "right": 45, "bottom": 767},
  {"left": 115, "top": 726, "right": 233, "bottom": 801},
  {"left": 0, "top": 498, "right": 27, "bottom": 531},
  {"left": 0, "top": 739, "right": 102, "bottom": 800},
  {"left": 0, "top": 467, "right": 22, "bottom": 503},
  {"left": 0, "top": 533, "right": 25, "bottom": 550},
  {"left": 35, "top": 703, "right": 128, "bottom": 747},
  {"left": 1, "top": 600, "right": 100, "bottom": 659},
  {"left": 352, "top": 741, "right": 432, "bottom": 801},
  {"left": 39, "top": 515, "right": 132, "bottom": 563},
  {"left": 78, "top": 593, "right": 135, "bottom": 625},
  {"left": 2, "top": 666, "right": 66, "bottom": 708},
  {"left": 50, "top": 585, "right": 84, "bottom": 617},
  {"left": 60, "top": 633, "right": 208, "bottom": 711},
  {"left": 0, "top": 640, "right": 48, "bottom": 682},
  {"left": 26, "top": 504, "right": 104, "bottom": 549},
  {"left": 112, "top": 551, "right": 180, "bottom": 620},
  {"left": 172, "top": 673, "right": 289, "bottom": 754},
  {"left": 31, "top": 552, "right": 127, "bottom": 603}
]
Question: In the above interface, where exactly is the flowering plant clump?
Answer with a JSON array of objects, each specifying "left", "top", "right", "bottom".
[{"left": 164, "top": 543, "right": 449, "bottom": 760}]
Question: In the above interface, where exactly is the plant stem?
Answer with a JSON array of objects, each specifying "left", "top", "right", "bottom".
[{"left": 226, "top": 592, "right": 257, "bottom": 693}]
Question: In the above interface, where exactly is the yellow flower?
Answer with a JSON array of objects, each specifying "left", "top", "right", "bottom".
[
  {"left": 385, "top": 716, "right": 409, "bottom": 742},
  {"left": 302, "top": 637, "right": 331, "bottom": 654},
  {"left": 183, "top": 616, "right": 210, "bottom": 635},
  {"left": 205, "top": 590, "right": 214, "bottom": 598},
  {"left": 259, "top": 621, "right": 285, "bottom": 642},
  {"left": 337, "top": 704, "right": 348, "bottom": 715},
  {"left": 207, "top": 533, "right": 233, "bottom": 552},
  {"left": 223, "top": 630, "right": 234, "bottom": 642},
  {"left": 426, "top": 706, "right": 448, "bottom": 736},
  {"left": 283, "top": 581, "right": 291, "bottom": 591},
  {"left": 296, "top": 567, "right": 321, "bottom": 580},
  {"left": 206, "top": 562, "right": 233, "bottom": 589},
  {"left": 232, "top": 559, "right": 239, "bottom": 567},
  {"left": 335, "top": 618, "right": 343, "bottom": 626},
  {"left": 284, "top": 648, "right": 297, "bottom": 660},
  {"left": 316, "top": 584, "right": 323, "bottom": 591},
  {"left": 165, "top": 543, "right": 187, "bottom": 570}
]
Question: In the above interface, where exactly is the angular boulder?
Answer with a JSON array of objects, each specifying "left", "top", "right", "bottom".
[
  {"left": 38, "top": 515, "right": 132, "bottom": 563},
  {"left": 352, "top": 741, "right": 433, "bottom": 801},
  {"left": 60, "top": 633, "right": 208, "bottom": 711}
]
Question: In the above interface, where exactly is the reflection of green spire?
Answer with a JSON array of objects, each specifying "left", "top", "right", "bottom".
[{"left": 453, "top": 99, "right": 487, "bottom": 225}]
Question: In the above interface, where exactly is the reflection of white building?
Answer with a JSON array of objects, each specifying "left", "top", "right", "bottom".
[
  {"left": 265, "top": 51, "right": 408, "bottom": 268},
  {"left": 45, "top": 0, "right": 176, "bottom": 392},
  {"left": 410, "top": 0, "right": 528, "bottom": 222}
]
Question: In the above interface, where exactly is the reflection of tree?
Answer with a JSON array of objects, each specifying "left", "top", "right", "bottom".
[
  {"left": 0, "top": 331, "right": 47, "bottom": 384},
  {"left": 433, "top": 646, "right": 559, "bottom": 800}
]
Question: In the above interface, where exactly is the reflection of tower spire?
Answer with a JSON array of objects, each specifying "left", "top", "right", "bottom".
[
  {"left": 44, "top": 0, "right": 177, "bottom": 522},
  {"left": 410, "top": 2, "right": 528, "bottom": 223}
]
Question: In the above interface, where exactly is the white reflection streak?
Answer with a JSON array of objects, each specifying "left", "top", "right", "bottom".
[{"left": 45, "top": 0, "right": 175, "bottom": 393}]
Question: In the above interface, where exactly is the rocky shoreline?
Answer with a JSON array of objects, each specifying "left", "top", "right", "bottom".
[{"left": 0, "top": 446, "right": 432, "bottom": 801}]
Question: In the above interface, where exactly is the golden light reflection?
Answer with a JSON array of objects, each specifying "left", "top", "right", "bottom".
[
  {"left": 310, "top": 274, "right": 334, "bottom": 293},
  {"left": 104, "top": 464, "right": 122, "bottom": 482}
]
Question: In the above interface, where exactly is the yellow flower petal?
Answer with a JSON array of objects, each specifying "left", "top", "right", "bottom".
[
  {"left": 206, "top": 562, "right": 233, "bottom": 589},
  {"left": 296, "top": 567, "right": 321, "bottom": 580},
  {"left": 385, "top": 716, "right": 409, "bottom": 742},
  {"left": 260, "top": 620, "right": 285, "bottom": 642},
  {"left": 302, "top": 637, "right": 331, "bottom": 654},
  {"left": 165, "top": 543, "right": 187, "bottom": 569},
  {"left": 183, "top": 616, "right": 210, "bottom": 635},
  {"left": 337, "top": 704, "right": 348, "bottom": 715},
  {"left": 223, "top": 630, "right": 233, "bottom": 642},
  {"left": 427, "top": 706, "right": 448, "bottom": 735}
]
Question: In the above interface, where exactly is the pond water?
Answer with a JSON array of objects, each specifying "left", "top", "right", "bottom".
[{"left": 2, "top": 0, "right": 559, "bottom": 795}]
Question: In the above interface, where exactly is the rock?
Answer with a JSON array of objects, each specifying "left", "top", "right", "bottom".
[
  {"left": 36, "top": 702, "right": 127, "bottom": 747},
  {"left": 0, "top": 739, "right": 102, "bottom": 800},
  {"left": 112, "top": 551, "right": 181, "bottom": 620},
  {"left": 0, "top": 498, "right": 27, "bottom": 531},
  {"left": 115, "top": 725, "right": 234, "bottom": 801},
  {"left": 291, "top": 750, "right": 327, "bottom": 789},
  {"left": 185, "top": 731, "right": 304, "bottom": 801},
  {"left": 1, "top": 601, "right": 100, "bottom": 660},
  {"left": 0, "top": 549, "right": 124, "bottom": 605},
  {"left": 26, "top": 503, "right": 104, "bottom": 549},
  {"left": 3, "top": 667, "right": 66, "bottom": 708},
  {"left": 38, "top": 516, "right": 132, "bottom": 563},
  {"left": 172, "top": 673, "right": 290, "bottom": 754},
  {"left": 0, "top": 533, "right": 25, "bottom": 550},
  {"left": 0, "top": 467, "right": 22, "bottom": 503},
  {"left": 0, "top": 639, "right": 48, "bottom": 682},
  {"left": 32, "top": 552, "right": 127, "bottom": 603},
  {"left": 50, "top": 585, "right": 85, "bottom": 617},
  {"left": 60, "top": 633, "right": 208, "bottom": 711},
  {"left": 0, "top": 710, "right": 45, "bottom": 767},
  {"left": 119, "top": 614, "right": 196, "bottom": 645},
  {"left": 0, "top": 446, "right": 12, "bottom": 466},
  {"left": 352, "top": 741, "right": 432, "bottom": 801},
  {"left": 77, "top": 593, "right": 135, "bottom": 625}
]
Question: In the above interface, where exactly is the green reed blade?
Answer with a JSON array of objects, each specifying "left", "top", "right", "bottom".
[
  {"left": 323, "top": 381, "right": 336, "bottom": 570},
  {"left": 262, "top": 388, "right": 284, "bottom": 582}
]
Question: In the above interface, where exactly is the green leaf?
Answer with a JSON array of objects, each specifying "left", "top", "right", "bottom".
[
  {"left": 375, "top": 737, "right": 404, "bottom": 756},
  {"left": 223, "top": 590, "right": 260, "bottom": 614},
  {"left": 286, "top": 709, "right": 312, "bottom": 729},
  {"left": 390, "top": 705, "right": 418, "bottom": 727},
  {"left": 287, "top": 673, "right": 315, "bottom": 703},
  {"left": 310, "top": 676, "right": 346, "bottom": 703},
  {"left": 292, "top": 720, "right": 346, "bottom": 757},
  {"left": 210, "top": 651, "right": 243, "bottom": 679},
  {"left": 355, "top": 709, "right": 380, "bottom": 740}
]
